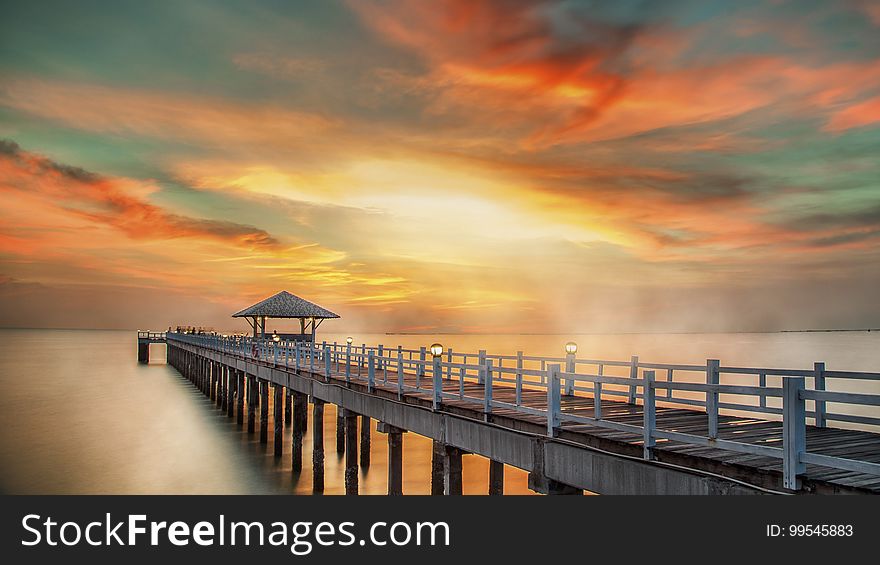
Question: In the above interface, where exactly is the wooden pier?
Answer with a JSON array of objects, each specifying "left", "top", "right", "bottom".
[{"left": 142, "top": 332, "right": 880, "bottom": 494}]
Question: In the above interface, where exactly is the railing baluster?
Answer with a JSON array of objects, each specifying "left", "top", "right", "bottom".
[
  {"left": 666, "top": 367, "right": 673, "bottom": 399},
  {"left": 397, "top": 349, "right": 404, "bottom": 400},
  {"left": 515, "top": 350, "right": 523, "bottom": 406},
  {"left": 547, "top": 364, "right": 561, "bottom": 437},
  {"left": 595, "top": 363, "right": 603, "bottom": 419},
  {"left": 707, "top": 359, "right": 720, "bottom": 439},
  {"left": 628, "top": 355, "right": 639, "bottom": 404},
  {"left": 814, "top": 362, "right": 826, "bottom": 428},
  {"left": 432, "top": 354, "right": 442, "bottom": 410},
  {"left": 368, "top": 350, "right": 375, "bottom": 391},
  {"left": 643, "top": 370, "right": 656, "bottom": 460},
  {"left": 783, "top": 376, "right": 806, "bottom": 490},
  {"left": 483, "top": 359, "right": 493, "bottom": 416}
]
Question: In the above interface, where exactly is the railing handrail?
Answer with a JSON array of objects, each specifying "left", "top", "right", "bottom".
[{"left": 161, "top": 331, "right": 880, "bottom": 489}]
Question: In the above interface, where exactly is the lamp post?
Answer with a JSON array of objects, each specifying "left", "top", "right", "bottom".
[
  {"left": 430, "top": 343, "right": 443, "bottom": 410},
  {"left": 564, "top": 341, "right": 577, "bottom": 395}
]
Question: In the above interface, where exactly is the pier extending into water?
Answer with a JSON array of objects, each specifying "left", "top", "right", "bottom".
[{"left": 138, "top": 331, "right": 880, "bottom": 494}]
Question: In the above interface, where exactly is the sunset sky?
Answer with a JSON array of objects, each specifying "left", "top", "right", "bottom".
[{"left": 1, "top": 0, "right": 879, "bottom": 334}]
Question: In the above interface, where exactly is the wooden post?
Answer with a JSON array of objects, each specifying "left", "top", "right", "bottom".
[
  {"left": 216, "top": 363, "right": 223, "bottom": 409},
  {"left": 367, "top": 350, "right": 375, "bottom": 391},
  {"left": 260, "top": 380, "right": 269, "bottom": 444},
  {"left": 432, "top": 354, "right": 442, "bottom": 410},
  {"left": 344, "top": 410, "right": 359, "bottom": 495},
  {"left": 247, "top": 376, "right": 256, "bottom": 434},
  {"left": 226, "top": 367, "right": 234, "bottom": 418},
  {"left": 360, "top": 414, "right": 371, "bottom": 468},
  {"left": 483, "top": 359, "right": 493, "bottom": 416},
  {"left": 814, "top": 362, "right": 826, "bottom": 428},
  {"left": 444, "top": 446, "right": 463, "bottom": 495},
  {"left": 292, "top": 392, "right": 307, "bottom": 472},
  {"left": 379, "top": 423, "right": 405, "bottom": 496},
  {"left": 565, "top": 352, "right": 575, "bottom": 395},
  {"left": 446, "top": 347, "right": 453, "bottom": 380},
  {"left": 236, "top": 371, "right": 244, "bottom": 426},
  {"left": 336, "top": 406, "right": 345, "bottom": 454},
  {"left": 345, "top": 343, "right": 351, "bottom": 383},
  {"left": 643, "top": 370, "right": 656, "bottom": 460},
  {"left": 489, "top": 460, "right": 504, "bottom": 495},
  {"left": 285, "top": 388, "right": 292, "bottom": 425},
  {"left": 137, "top": 342, "right": 149, "bottom": 364},
  {"left": 706, "top": 359, "right": 720, "bottom": 439},
  {"left": 417, "top": 346, "right": 426, "bottom": 387},
  {"left": 547, "top": 364, "right": 561, "bottom": 437},
  {"left": 397, "top": 349, "right": 404, "bottom": 400},
  {"left": 431, "top": 440, "right": 445, "bottom": 495},
  {"left": 313, "top": 398, "right": 325, "bottom": 493},
  {"left": 273, "top": 385, "right": 283, "bottom": 457},
  {"left": 783, "top": 376, "right": 806, "bottom": 490},
  {"left": 477, "top": 350, "right": 486, "bottom": 384},
  {"left": 628, "top": 355, "right": 639, "bottom": 404},
  {"left": 515, "top": 351, "right": 523, "bottom": 406}
]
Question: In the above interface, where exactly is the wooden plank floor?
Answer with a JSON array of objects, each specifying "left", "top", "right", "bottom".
[{"left": 314, "top": 360, "right": 880, "bottom": 493}]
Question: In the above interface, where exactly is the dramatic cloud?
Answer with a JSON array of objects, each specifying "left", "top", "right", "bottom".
[{"left": 0, "top": 0, "right": 878, "bottom": 331}]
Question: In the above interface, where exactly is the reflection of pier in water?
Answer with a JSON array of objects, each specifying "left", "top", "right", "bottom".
[{"left": 137, "top": 330, "right": 880, "bottom": 495}]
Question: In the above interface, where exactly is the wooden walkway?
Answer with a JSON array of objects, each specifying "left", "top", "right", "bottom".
[
  {"left": 161, "top": 333, "right": 880, "bottom": 494},
  {"left": 343, "top": 368, "right": 880, "bottom": 493}
]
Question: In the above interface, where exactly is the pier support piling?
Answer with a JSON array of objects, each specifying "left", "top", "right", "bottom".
[
  {"left": 489, "top": 460, "right": 504, "bottom": 495},
  {"left": 247, "top": 376, "right": 256, "bottom": 434},
  {"left": 236, "top": 371, "right": 244, "bottom": 426},
  {"left": 444, "top": 446, "right": 463, "bottom": 495},
  {"left": 285, "top": 388, "right": 292, "bottom": 425},
  {"left": 336, "top": 408, "right": 345, "bottom": 454},
  {"left": 274, "top": 385, "right": 283, "bottom": 457},
  {"left": 431, "top": 440, "right": 445, "bottom": 495},
  {"left": 260, "top": 380, "right": 269, "bottom": 444},
  {"left": 312, "top": 398, "right": 325, "bottom": 493},
  {"left": 226, "top": 367, "right": 233, "bottom": 418},
  {"left": 378, "top": 422, "right": 405, "bottom": 496},
  {"left": 292, "top": 392, "right": 307, "bottom": 472},
  {"left": 360, "top": 414, "right": 371, "bottom": 468},
  {"left": 137, "top": 343, "right": 149, "bottom": 364},
  {"left": 344, "top": 410, "right": 359, "bottom": 495}
]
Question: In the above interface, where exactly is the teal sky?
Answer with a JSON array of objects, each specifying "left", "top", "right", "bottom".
[{"left": 1, "top": 0, "right": 879, "bottom": 333}]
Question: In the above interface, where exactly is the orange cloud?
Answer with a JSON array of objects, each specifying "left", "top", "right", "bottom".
[
  {"left": 0, "top": 140, "right": 279, "bottom": 249},
  {"left": 0, "top": 77, "right": 336, "bottom": 148},
  {"left": 824, "top": 96, "right": 880, "bottom": 132}
]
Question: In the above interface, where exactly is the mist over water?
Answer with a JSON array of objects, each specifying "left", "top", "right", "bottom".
[{"left": 0, "top": 329, "right": 877, "bottom": 494}]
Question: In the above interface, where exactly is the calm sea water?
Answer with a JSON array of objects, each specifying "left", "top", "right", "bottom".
[{"left": 0, "top": 329, "right": 877, "bottom": 494}]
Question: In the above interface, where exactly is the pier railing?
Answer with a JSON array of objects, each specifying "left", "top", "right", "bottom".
[{"left": 165, "top": 332, "right": 880, "bottom": 490}]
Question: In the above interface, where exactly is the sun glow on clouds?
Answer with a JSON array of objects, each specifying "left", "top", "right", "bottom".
[{"left": 1, "top": 0, "right": 879, "bottom": 332}]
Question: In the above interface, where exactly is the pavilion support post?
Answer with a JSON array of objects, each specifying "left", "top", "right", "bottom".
[
  {"left": 260, "top": 380, "right": 269, "bottom": 444},
  {"left": 247, "top": 376, "right": 256, "bottom": 434},
  {"left": 292, "top": 391, "right": 307, "bottom": 472},
  {"left": 378, "top": 422, "right": 405, "bottom": 496},
  {"left": 344, "top": 410, "right": 359, "bottom": 495},
  {"left": 274, "top": 385, "right": 284, "bottom": 457},
  {"left": 312, "top": 398, "right": 325, "bottom": 493},
  {"left": 489, "top": 460, "right": 504, "bottom": 495},
  {"left": 236, "top": 370, "right": 244, "bottom": 426},
  {"left": 360, "top": 414, "right": 371, "bottom": 468},
  {"left": 336, "top": 407, "right": 345, "bottom": 454},
  {"left": 431, "top": 440, "right": 446, "bottom": 496},
  {"left": 444, "top": 446, "right": 463, "bottom": 496}
]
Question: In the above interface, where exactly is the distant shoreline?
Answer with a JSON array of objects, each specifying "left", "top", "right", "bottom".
[{"left": 384, "top": 328, "right": 879, "bottom": 336}]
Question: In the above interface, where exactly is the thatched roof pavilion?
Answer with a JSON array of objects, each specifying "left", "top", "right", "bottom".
[{"left": 232, "top": 290, "right": 339, "bottom": 340}]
